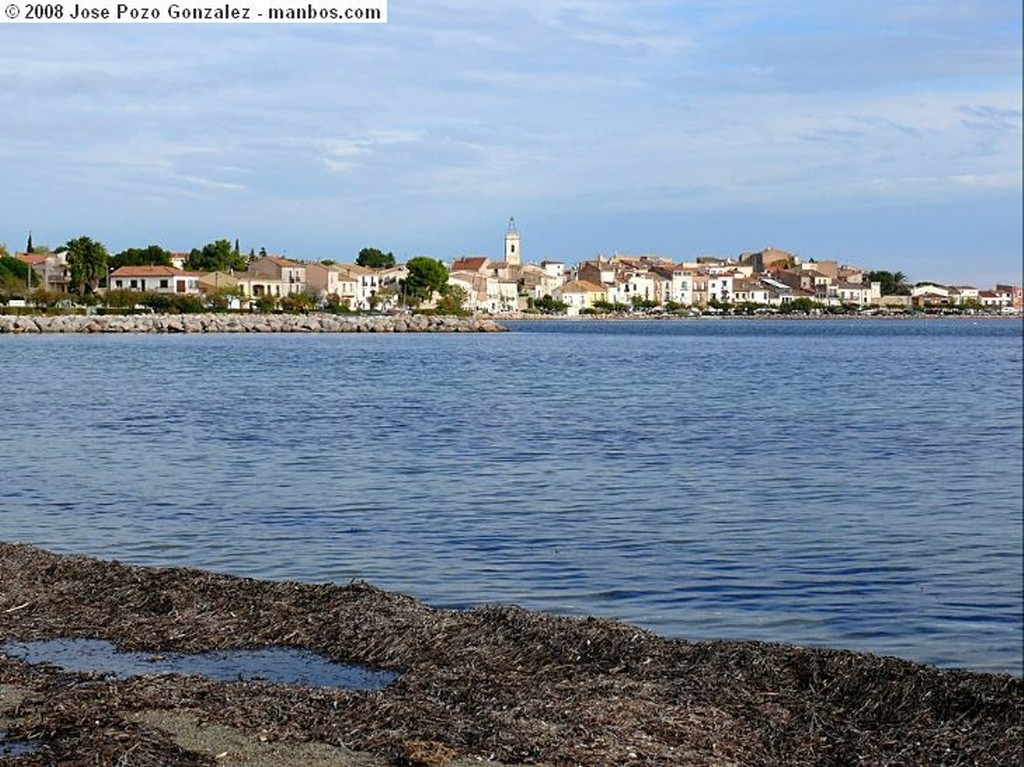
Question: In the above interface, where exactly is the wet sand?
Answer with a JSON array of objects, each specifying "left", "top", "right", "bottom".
[{"left": 1, "top": 543, "right": 1020, "bottom": 766}]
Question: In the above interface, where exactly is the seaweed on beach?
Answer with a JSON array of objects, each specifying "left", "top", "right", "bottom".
[{"left": 1, "top": 542, "right": 1020, "bottom": 766}]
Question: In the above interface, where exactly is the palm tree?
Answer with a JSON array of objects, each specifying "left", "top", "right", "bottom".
[{"left": 892, "top": 271, "right": 910, "bottom": 295}]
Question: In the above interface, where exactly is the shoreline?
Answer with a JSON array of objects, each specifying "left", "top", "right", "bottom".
[
  {"left": 1, "top": 543, "right": 1020, "bottom": 766},
  {"left": 0, "top": 313, "right": 503, "bottom": 334}
]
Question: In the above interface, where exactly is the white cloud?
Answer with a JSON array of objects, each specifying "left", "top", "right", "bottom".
[
  {"left": 0, "top": 1, "right": 1019, "bottom": 281},
  {"left": 319, "top": 131, "right": 423, "bottom": 173}
]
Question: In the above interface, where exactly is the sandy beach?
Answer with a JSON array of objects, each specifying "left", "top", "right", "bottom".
[{"left": 1, "top": 543, "right": 1020, "bottom": 766}]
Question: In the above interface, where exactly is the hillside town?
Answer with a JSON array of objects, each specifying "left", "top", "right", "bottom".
[{"left": 4, "top": 219, "right": 1022, "bottom": 316}]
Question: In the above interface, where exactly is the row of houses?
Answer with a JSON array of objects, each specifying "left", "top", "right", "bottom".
[
  {"left": 446, "top": 248, "right": 1023, "bottom": 315},
  {"left": 14, "top": 251, "right": 410, "bottom": 311},
  {"left": 106, "top": 258, "right": 411, "bottom": 311},
  {"left": 13, "top": 246, "right": 1024, "bottom": 315}
]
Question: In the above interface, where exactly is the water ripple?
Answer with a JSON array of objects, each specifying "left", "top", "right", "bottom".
[{"left": 0, "top": 320, "right": 1020, "bottom": 674}]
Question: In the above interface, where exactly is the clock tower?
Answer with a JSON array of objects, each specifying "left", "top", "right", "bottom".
[{"left": 504, "top": 217, "right": 521, "bottom": 266}]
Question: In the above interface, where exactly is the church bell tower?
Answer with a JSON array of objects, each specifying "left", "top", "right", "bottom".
[{"left": 504, "top": 217, "right": 521, "bottom": 266}]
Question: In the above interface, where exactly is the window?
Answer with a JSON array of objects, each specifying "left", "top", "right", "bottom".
[
  {"left": 160, "top": 279, "right": 169, "bottom": 289},
  {"left": 130, "top": 280, "right": 138, "bottom": 289}
]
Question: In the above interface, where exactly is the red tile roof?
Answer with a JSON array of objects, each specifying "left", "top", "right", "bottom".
[
  {"left": 451, "top": 257, "right": 489, "bottom": 273},
  {"left": 111, "top": 266, "right": 198, "bottom": 277}
]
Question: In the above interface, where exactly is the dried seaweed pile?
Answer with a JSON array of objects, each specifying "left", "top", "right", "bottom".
[{"left": 1, "top": 543, "right": 1020, "bottom": 766}]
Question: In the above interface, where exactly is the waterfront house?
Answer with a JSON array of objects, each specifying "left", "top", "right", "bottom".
[
  {"left": 230, "top": 272, "right": 285, "bottom": 306},
  {"left": 447, "top": 271, "right": 486, "bottom": 311},
  {"left": 835, "top": 281, "right": 879, "bottom": 307},
  {"left": 109, "top": 265, "right": 202, "bottom": 295},
  {"left": 248, "top": 256, "right": 307, "bottom": 297},
  {"left": 732, "top": 277, "right": 771, "bottom": 306},
  {"left": 911, "top": 283, "right": 950, "bottom": 309},
  {"left": 947, "top": 286, "right": 979, "bottom": 306},
  {"left": 608, "top": 269, "right": 661, "bottom": 306},
  {"left": 330, "top": 264, "right": 392, "bottom": 310},
  {"left": 650, "top": 265, "right": 699, "bottom": 307},
  {"left": 16, "top": 251, "right": 70, "bottom": 293},
  {"left": 978, "top": 290, "right": 1002, "bottom": 309},
  {"left": 759, "top": 277, "right": 794, "bottom": 307},
  {"left": 995, "top": 284, "right": 1024, "bottom": 312},
  {"left": 707, "top": 273, "right": 735, "bottom": 304},
  {"left": 305, "top": 263, "right": 359, "bottom": 308},
  {"left": 977, "top": 286, "right": 1023, "bottom": 313},
  {"left": 553, "top": 279, "right": 607, "bottom": 315}
]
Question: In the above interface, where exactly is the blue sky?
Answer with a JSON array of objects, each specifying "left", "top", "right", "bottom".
[{"left": 2, "top": 1, "right": 1021, "bottom": 285}]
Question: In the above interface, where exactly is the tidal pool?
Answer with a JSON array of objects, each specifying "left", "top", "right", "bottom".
[
  {"left": 0, "top": 638, "right": 396, "bottom": 690},
  {"left": 0, "top": 729, "right": 39, "bottom": 757}
]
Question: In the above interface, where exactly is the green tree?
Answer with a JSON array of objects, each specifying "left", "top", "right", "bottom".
[
  {"left": 0, "top": 255, "right": 36, "bottom": 297},
  {"left": 868, "top": 270, "right": 911, "bottom": 296},
  {"left": 254, "top": 293, "right": 278, "bottom": 313},
  {"left": 630, "top": 295, "right": 658, "bottom": 311},
  {"left": 356, "top": 247, "right": 396, "bottom": 269},
  {"left": 325, "top": 293, "right": 351, "bottom": 313},
  {"left": 206, "top": 285, "right": 244, "bottom": 312},
  {"left": 280, "top": 290, "right": 316, "bottom": 313},
  {"left": 105, "top": 289, "right": 145, "bottom": 310},
  {"left": 779, "top": 297, "right": 823, "bottom": 314},
  {"left": 435, "top": 284, "right": 469, "bottom": 315},
  {"left": 65, "top": 236, "right": 109, "bottom": 294},
  {"left": 403, "top": 257, "right": 448, "bottom": 305},
  {"left": 531, "top": 294, "right": 568, "bottom": 313},
  {"left": 139, "top": 293, "right": 204, "bottom": 314},
  {"left": 30, "top": 288, "right": 64, "bottom": 309},
  {"left": 110, "top": 245, "right": 173, "bottom": 270},
  {"left": 186, "top": 240, "right": 247, "bottom": 272}
]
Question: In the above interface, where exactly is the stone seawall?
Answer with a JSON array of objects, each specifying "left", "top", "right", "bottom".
[{"left": 0, "top": 313, "right": 504, "bottom": 334}]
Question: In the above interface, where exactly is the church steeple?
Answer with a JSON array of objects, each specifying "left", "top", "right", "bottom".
[{"left": 504, "top": 217, "right": 521, "bottom": 266}]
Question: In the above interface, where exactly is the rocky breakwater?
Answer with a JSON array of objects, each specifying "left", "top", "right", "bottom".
[{"left": 0, "top": 313, "right": 504, "bottom": 334}]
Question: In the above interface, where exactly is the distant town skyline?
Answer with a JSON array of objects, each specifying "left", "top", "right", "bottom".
[
  {"left": 1, "top": 2, "right": 1020, "bottom": 287},
  {"left": 7, "top": 226, "right": 1017, "bottom": 290}
]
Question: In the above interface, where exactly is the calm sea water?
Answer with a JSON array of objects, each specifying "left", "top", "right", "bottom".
[{"left": 1, "top": 319, "right": 1021, "bottom": 675}]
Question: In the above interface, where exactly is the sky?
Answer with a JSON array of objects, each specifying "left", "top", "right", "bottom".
[{"left": 1, "top": 1, "right": 1021, "bottom": 286}]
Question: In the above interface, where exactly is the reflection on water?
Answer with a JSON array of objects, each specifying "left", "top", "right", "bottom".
[{"left": 0, "top": 639, "right": 396, "bottom": 690}]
